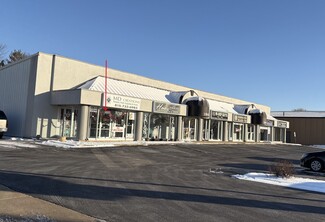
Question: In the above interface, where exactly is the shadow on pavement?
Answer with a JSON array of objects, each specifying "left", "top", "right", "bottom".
[
  {"left": 220, "top": 163, "right": 269, "bottom": 172},
  {"left": 248, "top": 156, "right": 300, "bottom": 165},
  {"left": 0, "top": 170, "right": 325, "bottom": 215}
]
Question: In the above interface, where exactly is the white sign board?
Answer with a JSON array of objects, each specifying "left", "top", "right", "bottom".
[
  {"left": 103, "top": 94, "right": 141, "bottom": 111},
  {"left": 153, "top": 102, "right": 181, "bottom": 115},
  {"left": 112, "top": 126, "right": 124, "bottom": 132}
]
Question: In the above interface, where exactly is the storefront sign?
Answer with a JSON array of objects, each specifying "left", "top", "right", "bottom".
[
  {"left": 233, "top": 114, "right": 247, "bottom": 123},
  {"left": 153, "top": 102, "right": 181, "bottom": 115},
  {"left": 112, "top": 126, "right": 124, "bottom": 132},
  {"left": 211, "top": 111, "right": 228, "bottom": 120},
  {"left": 104, "top": 94, "right": 141, "bottom": 111},
  {"left": 277, "top": 121, "right": 287, "bottom": 128}
]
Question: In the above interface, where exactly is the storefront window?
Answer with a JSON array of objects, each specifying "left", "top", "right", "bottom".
[
  {"left": 233, "top": 123, "right": 244, "bottom": 141},
  {"left": 88, "top": 107, "right": 135, "bottom": 140},
  {"left": 142, "top": 113, "right": 177, "bottom": 141},
  {"left": 210, "top": 120, "right": 223, "bottom": 141},
  {"left": 143, "top": 113, "right": 150, "bottom": 140},
  {"left": 147, "top": 114, "right": 176, "bottom": 141}
]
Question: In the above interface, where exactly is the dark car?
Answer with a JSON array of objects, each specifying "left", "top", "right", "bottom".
[
  {"left": 300, "top": 151, "right": 325, "bottom": 172},
  {"left": 0, "top": 110, "right": 8, "bottom": 139}
]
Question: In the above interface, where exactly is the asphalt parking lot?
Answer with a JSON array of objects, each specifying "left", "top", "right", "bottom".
[{"left": 0, "top": 142, "right": 324, "bottom": 222}]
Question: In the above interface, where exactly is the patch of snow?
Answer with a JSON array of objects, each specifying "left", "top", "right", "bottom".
[
  {"left": 183, "top": 96, "right": 203, "bottom": 103},
  {"left": 208, "top": 99, "right": 238, "bottom": 114},
  {"left": 9, "top": 137, "right": 35, "bottom": 142},
  {"left": 249, "top": 109, "right": 263, "bottom": 114},
  {"left": 0, "top": 139, "right": 39, "bottom": 149},
  {"left": 40, "top": 140, "right": 116, "bottom": 149},
  {"left": 233, "top": 172, "right": 325, "bottom": 193},
  {"left": 40, "top": 140, "right": 186, "bottom": 148},
  {"left": 2, "top": 137, "right": 186, "bottom": 149}
]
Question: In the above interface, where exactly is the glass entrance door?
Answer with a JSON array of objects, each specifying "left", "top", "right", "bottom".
[
  {"left": 99, "top": 110, "right": 111, "bottom": 138},
  {"left": 203, "top": 119, "right": 210, "bottom": 141},
  {"left": 260, "top": 127, "right": 270, "bottom": 141},
  {"left": 169, "top": 116, "right": 176, "bottom": 141},
  {"left": 274, "top": 128, "right": 284, "bottom": 142},
  {"left": 89, "top": 107, "right": 99, "bottom": 138},
  {"left": 126, "top": 112, "right": 136, "bottom": 139},
  {"left": 210, "top": 120, "right": 223, "bottom": 141},
  {"left": 110, "top": 111, "right": 126, "bottom": 139},
  {"left": 233, "top": 123, "right": 244, "bottom": 141},
  {"left": 247, "top": 124, "right": 255, "bottom": 141},
  {"left": 183, "top": 118, "right": 197, "bottom": 141},
  {"left": 60, "top": 108, "right": 78, "bottom": 138},
  {"left": 98, "top": 110, "right": 127, "bottom": 139}
]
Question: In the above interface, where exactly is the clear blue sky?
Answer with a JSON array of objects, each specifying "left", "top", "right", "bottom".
[{"left": 2, "top": 0, "right": 325, "bottom": 111}]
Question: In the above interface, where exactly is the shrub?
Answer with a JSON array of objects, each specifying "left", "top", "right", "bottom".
[{"left": 269, "top": 160, "right": 295, "bottom": 178}]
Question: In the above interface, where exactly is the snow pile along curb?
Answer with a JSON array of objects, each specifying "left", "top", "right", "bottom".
[
  {"left": 40, "top": 140, "right": 116, "bottom": 148},
  {"left": 233, "top": 172, "right": 325, "bottom": 193},
  {"left": 40, "top": 139, "right": 187, "bottom": 148}
]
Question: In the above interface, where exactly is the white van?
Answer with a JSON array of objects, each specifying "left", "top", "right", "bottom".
[{"left": 0, "top": 110, "right": 8, "bottom": 139}]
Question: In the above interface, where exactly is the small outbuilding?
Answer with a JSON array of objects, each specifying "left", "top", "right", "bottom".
[{"left": 271, "top": 111, "right": 325, "bottom": 145}]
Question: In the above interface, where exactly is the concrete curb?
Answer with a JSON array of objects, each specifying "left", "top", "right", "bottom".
[{"left": 0, "top": 184, "right": 100, "bottom": 222}]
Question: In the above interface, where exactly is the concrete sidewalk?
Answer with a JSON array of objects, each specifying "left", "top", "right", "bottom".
[{"left": 0, "top": 185, "right": 99, "bottom": 222}]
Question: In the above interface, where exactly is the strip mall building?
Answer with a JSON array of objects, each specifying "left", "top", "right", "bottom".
[{"left": 0, "top": 52, "right": 289, "bottom": 143}]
